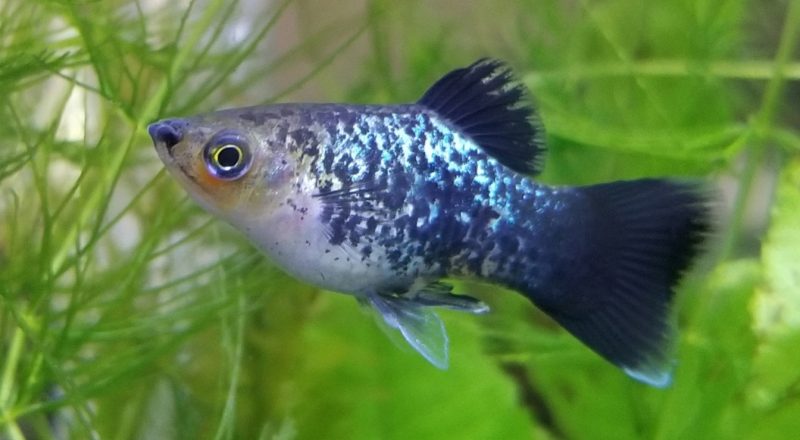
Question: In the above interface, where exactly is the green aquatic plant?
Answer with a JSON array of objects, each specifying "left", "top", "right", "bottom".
[
  {"left": 0, "top": 1, "right": 364, "bottom": 438},
  {"left": 1, "top": 0, "right": 799, "bottom": 439}
]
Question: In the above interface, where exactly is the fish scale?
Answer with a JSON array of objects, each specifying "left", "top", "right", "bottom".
[
  {"left": 299, "top": 106, "right": 568, "bottom": 287},
  {"left": 150, "top": 58, "right": 709, "bottom": 387}
]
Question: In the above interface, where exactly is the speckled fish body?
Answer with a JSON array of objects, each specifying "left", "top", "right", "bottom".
[
  {"left": 150, "top": 59, "right": 709, "bottom": 387},
  {"left": 215, "top": 103, "right": 573, "bottom": 295}
]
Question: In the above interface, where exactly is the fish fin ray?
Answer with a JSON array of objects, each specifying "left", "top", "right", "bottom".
[
  {"left": 312, "top": 181, "right": 386, "bottom": 204},
  {"left": 413, "top": 281, "right": 490, "bottom": 314},
  {"left": 365, "top": 292, "right": 449, "bottom": 369},
  {"left": 417, "top": 58, "right": 545, "bottom": 175},
  {"left": 313, "top": 181, "right": 391, "bottom": 247},
  {"left": 527, "top": 180, "right": 710, "bottom": 387}
]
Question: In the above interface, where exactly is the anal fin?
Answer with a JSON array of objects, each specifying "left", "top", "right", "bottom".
[{"left": 363, "top": 291, "right": 449, "bottom": 369}]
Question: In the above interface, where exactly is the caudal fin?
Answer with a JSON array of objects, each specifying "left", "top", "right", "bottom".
[{"left": 532, "top": 179, "right": 709, "bottom": 387}]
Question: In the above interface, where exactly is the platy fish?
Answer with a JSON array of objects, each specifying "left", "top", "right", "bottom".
[{"left": 149, "top": 59, "right": 708, "bottom": 387}]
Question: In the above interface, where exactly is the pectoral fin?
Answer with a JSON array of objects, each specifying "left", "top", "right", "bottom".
[{"left": 363, "top": 292, "right": 449, "bottom": 369}]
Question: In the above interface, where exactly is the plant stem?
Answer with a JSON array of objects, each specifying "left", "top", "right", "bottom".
[
  {"left": 0, "top": 327, "right": 24, "bottom": 406},
  {"left": 525, "top": 59, "right": 800, "bottom": 84},
  {"left": 212, "top": 254, "right": 247, "bottom": 440},
  {"left": 0, "top": 327, "right": 25, "bottom": 440},
  {"left": 2, "top": 421, "right": 25, "bottom": 440},
  {"left": 719, "top": 0, "right": 800, "bottom": 260}
]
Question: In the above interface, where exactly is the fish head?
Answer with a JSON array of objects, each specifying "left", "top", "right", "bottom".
[{"left": 148, "top": 108, "right": 299, "bottom": 221}]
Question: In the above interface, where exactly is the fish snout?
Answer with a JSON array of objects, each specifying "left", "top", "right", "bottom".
[{"left": 148, "top": 119, "right": 188, "bottom": 153}]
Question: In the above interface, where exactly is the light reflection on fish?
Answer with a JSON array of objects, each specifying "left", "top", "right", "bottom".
[{"left": 149, "top": 59, "right": 709, "bottom": 387}]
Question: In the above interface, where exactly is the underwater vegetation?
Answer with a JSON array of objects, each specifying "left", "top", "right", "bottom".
[{"left": 1, "top": 0, "right": 799, "bottom": 439}]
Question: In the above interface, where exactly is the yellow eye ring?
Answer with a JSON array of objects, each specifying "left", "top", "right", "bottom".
[{"left": 213, "top": 144, "right": 243, "bottom": 170}]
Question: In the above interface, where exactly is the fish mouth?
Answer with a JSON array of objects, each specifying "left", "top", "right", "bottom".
[
  {"left": 157, "top": 151, "right": 200, "bottom": 187},
  {"left": 147, "top": 119, "right": 188, "bottom": 157},
  {"left": 176, "top": 163, "right": 200, "bottom": 185},
  {"left": 147, "top": 120, "right": 200, "bottom": 187}
]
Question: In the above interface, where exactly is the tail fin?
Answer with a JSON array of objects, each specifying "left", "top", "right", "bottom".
[{"left": 531, "top": 179, "right": 709, "bottom": 387}]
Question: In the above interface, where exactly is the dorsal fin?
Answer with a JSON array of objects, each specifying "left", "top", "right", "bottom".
[{"left": 418, "top": 58, "right": 545, "bottom": 175}]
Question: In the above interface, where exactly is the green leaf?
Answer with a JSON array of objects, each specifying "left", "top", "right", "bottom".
[
  {"left": 750, "top": 156, "right": 800, "bottom": 408},
  {"left": 295, "top": 298, "right": 534, "bottom": 439}
]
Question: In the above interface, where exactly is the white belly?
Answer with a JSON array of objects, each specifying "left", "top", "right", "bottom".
[{"left": 232, "top": 197, "right": 412, "bottom": 295}]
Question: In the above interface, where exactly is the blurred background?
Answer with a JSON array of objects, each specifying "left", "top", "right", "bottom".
[{"left": 1, "top": 0, "right": 799, "bottom": 438}]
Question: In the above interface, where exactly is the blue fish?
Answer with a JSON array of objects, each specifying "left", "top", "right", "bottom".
[{"left": 149, "top": 59, "right": 709, "bottom": 386}]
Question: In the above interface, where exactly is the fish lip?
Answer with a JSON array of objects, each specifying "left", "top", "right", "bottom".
[
  {"left": 147, "top": 122, "right": 201, "bottom": 187},
  {"left": 147, "top": 122, "right": 171, "bottom": 158},
  {"left": 146, "top": 122, "right": 159, "bottom": 144},
  {"left": 147, "top": 119, "right": 188, "bottom": 155},
  {"left": 151, "top": 134, "right": 172, "bottom": 163}
]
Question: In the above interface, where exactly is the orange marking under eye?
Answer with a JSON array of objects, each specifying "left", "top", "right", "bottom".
[
  {"left": 193, "top": 160, "right": 239, "bottom": 211},
  {"left": 195, "top": 161, "right": 226, "bottom": 190}
]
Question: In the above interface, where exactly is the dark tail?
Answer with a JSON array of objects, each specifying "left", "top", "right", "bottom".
[{"left": 527, "top": 179, "right": 710, "bottom": 387}]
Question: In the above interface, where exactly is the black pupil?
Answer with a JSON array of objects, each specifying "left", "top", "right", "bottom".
[{"left": 217, "top": 146, "right": 241, "bottom": 168}]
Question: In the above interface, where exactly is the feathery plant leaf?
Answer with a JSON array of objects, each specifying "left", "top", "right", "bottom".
[{"left": 0, "top": 0, "right": 365, "bottom": 438}]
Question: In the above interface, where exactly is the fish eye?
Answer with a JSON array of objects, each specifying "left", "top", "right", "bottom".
[
  {"left": 214, "top": 144, "right": 243, "bottom": 169},
  {"left": 204, "top": 132, "right": 252, "bottom": 180}
]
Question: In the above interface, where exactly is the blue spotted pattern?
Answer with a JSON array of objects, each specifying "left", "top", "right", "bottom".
[{"left": 266, "top": 104, "right": 585, "bottom": 299}]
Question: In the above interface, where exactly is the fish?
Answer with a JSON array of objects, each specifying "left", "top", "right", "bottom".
[{"left": 149, "top": 59, "right": 709, "bottom": 387}]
